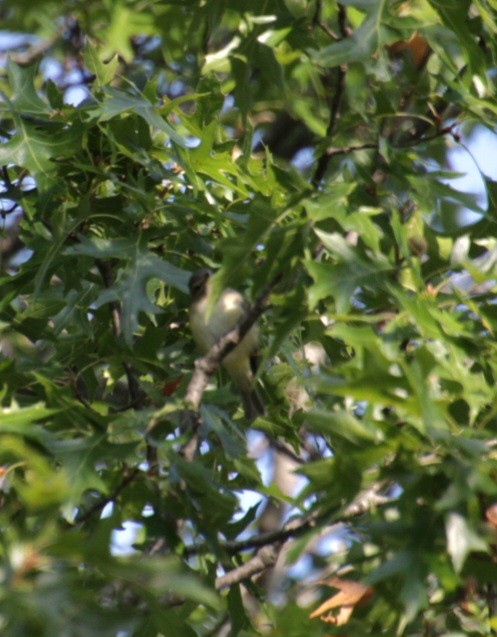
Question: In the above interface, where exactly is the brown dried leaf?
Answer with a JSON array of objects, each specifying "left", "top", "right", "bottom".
[
  {"left": 485, "top": 502, "right": 497, "bottom": 528},
  {"left": 309, "top": 577, "right": 374, "bottom": 625}
]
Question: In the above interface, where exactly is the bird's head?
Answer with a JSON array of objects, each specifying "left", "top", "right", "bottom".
[{"left": 188, "top": 268, "right": 212, "bottom": 301}]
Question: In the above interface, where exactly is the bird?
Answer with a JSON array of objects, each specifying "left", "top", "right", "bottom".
[{"left": 188, "top": 268, "right": 265, "bottom": 420}]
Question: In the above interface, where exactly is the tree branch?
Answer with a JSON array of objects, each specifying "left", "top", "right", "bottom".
[
  {"left": 6, "top": 36, "right": 58, "bottom": 65},
  {"left": 186, "top": 480, "right": 390, "bottom": 555},
  {"left": 215, "top": 543, "right": 281, "bottom": 590},
  {"left": 186, "top": 509, "right": 322, "bottom": 558},
  {"left": 211, "top": 482, "right": 390, "bottom": 590},
  {"left": 323, "top": 122, "right": 459, "bottom": 160},
  {"left": 269, "top": 439, "right": 306, "bottom": 465}
]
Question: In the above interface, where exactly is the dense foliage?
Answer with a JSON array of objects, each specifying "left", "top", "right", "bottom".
[{"left": 1, "top": 1, "right": 497, "bottom": 635}]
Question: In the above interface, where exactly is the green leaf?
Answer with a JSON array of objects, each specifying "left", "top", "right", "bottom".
[
  {"left": 305, "top": 239, "right": 391, "bottom": 312},
  {"left": 52, "top": 434, "right": 140, "bottom": 511},
  {"left": 93, "top": 87, "right": 185, "bottom": 146},
  {"left": 0, "top": 436, "right": 70, "bottom": 510},
  {"left": 83, "top": 42, "right": 119, "bottom": 86},
  {"left": 312, "top": 0, "right": 388, "bottom": 67},
  {"left": 169, "top": 454, "right": 238, "bottom": 528},
  {"left": 0, "top": 402, "right": 59, "bottom": 444},
  {"left": 310, "top": 367, "right": 422, "bottom": 418},
  {"left": 100, "top": 3, "right": 156, "bottom": 63},
  {"left": 0, "top": 117, "right": 83, "bottom": 178},
  {"left": 65, "top": 237, "right": 189, "bottom": 284},
  {"left": 193, "top": 74, "right": 225, "bottom": 126},
  {"left": 445, "top": 512, "right": 487, "bottom": 572},
  {"left": 473, "top": 0, "right": 497, "bottom": 33},
  {"left": 89, "top": 245, "right": 189, "bottom": 344},
  {"left": 98, "top": 555, "right": 220, "bottom": 609},
  {"left": 428, "top": 0, "right": 487, "bottom": 79},
  {"left": 227, "top": 585, "right": 253, "bottom": 635},
  {"left": 215, "top": 197, "right": 279, "bottom": 288},
  {"left": 366, "top": 549, "right": 416, "bottom": 584},
  {"left": 306, "top": 409, "right": 381, "bottom": 445},
  {"left": 399, "top": 565, "right": 429, "bottom": 627},
  {"left": 6, "top": 59, "right": 51, "bottom": 116}
]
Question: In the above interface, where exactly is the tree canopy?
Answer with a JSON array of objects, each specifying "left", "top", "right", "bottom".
[{"left": 1, "top": 1, "right": 497, "bottom": 635}]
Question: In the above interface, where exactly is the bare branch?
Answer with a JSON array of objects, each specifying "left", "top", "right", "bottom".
[
  {"left": 7, "top": 37, "right": 58, "bottom": 65},
  {"left": 342, "top": 481, "right": 391, "bottom": 517},
  {"left": 215, "top": 544, "right": 281, "bottom": 590},
  {"left": 185, "top": 509, "right": 322, "bottom": 558}
]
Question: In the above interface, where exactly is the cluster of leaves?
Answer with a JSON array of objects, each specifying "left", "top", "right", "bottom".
[{"left": 1, "top": 0, "right": 497, "bottom": 636}]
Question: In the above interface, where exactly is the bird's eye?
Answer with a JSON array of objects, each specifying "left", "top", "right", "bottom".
[{"left": 191, "top": 279, "right": 205, "bottom": 294}]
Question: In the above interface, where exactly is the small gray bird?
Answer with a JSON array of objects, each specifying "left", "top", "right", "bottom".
[{"left": 188, "top": 268, "right": 265, "bottom": 420}]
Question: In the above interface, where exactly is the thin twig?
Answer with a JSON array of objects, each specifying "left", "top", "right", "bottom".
[
  {"left": 186, "top": 510, "right": 323, "bottom": 558},
  {"left": 269, "top": 439, "right": 306, "bottom": 465},
  {"left": 324, "top": 122, "right": 459, "bottom": 159},
  {"left": 312, "top": 0, "right": 339, "bottom": 40},
  {"left": 75, "top": 467, "right": 141, "bottom": 524},
  {"left": 312, "top": 4, "right": 349, "bottom": 187}
]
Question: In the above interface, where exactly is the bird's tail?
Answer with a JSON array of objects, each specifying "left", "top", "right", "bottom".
[{"left": 240, "top": 388, "right": 265, "bottom": 420}]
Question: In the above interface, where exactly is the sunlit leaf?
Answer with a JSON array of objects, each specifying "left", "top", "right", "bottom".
[
  {"left": 92, "top": 87, "right": 185, "bottom": 146},
  {"left": 6, "top": 59, "right": 51, "bottom": 115},
  {"left": 445, "top": 512, "right": 487, "bottom": 573},
  {"left": 83, "top": 43, "right": 119, "bottom": 87},
  {"left": 312, "top": 0, "right": 388, "bottom": 67},
  {"left": 0, "top": 116, "right": 83, "bottom": 177}
]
